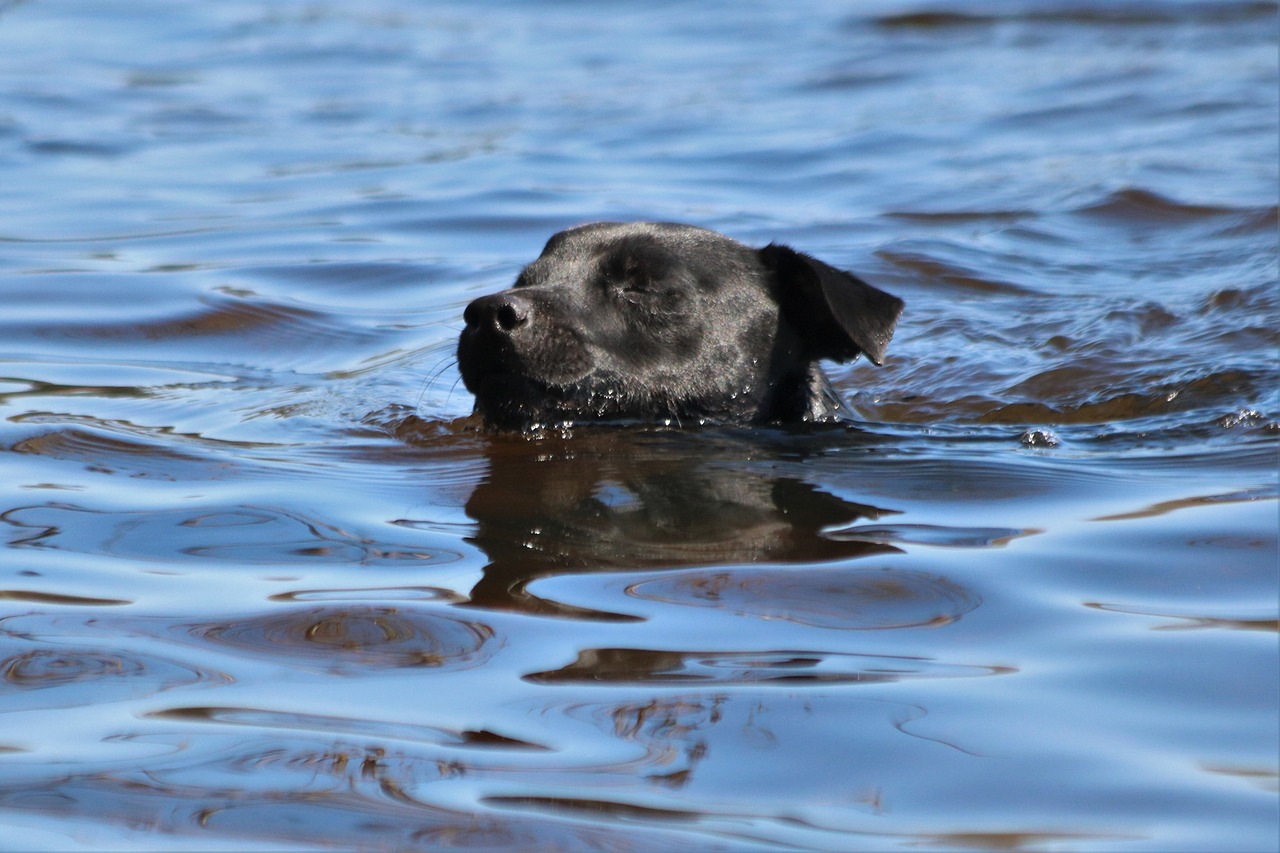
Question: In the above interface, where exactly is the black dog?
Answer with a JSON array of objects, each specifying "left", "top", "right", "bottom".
[{"left": 457, "top": 222, "right": 903, "bottom": 431}]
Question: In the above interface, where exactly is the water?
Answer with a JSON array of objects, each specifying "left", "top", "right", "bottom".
[{"left": 1, "top": 0, "right": 1276, "bottom": 849}]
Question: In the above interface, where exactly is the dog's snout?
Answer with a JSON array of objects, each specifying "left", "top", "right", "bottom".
[
  {"left": 464, "top": 293, "right": 531, "bottom": 333},
  {"left": 495, "top": 299, "right": 528, "bottom": 331}
]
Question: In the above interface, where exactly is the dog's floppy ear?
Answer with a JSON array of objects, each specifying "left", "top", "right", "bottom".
[{"left": 759, "top": 243, "right": 904, "bottom": 365}]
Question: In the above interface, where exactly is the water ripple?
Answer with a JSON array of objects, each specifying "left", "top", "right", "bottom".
[
  {"left": 869, "top": 4, "right": 1279, "bottom": 29},
  {"left": 626, "top": 566, "right": 979, "bottom": 630},
  {"left": 2, "top": 502, "right": 459, "bottom": 566},
  {"left": 0, "top": 762, "right": 695, "bottom": 852},
  {"left": 525, "top": 647, "right": 1009, "bottom": 686},
  {"left": 825, "top": 523, "right": 1037, "bottom": 548},
  {"left": 0, "top": 1, "right": 1275, "bottom": 849},
  {"left": 190, "top": 605, "right": 494, "bottom": 673},
  {"left": 147, "top": 705, "right": 551, "bottom": 752},
  {"left": 0, "top": 636, "right": 220, "bottom": 712}
]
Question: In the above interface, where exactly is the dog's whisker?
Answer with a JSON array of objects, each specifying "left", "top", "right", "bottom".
[
  {"left": 405, "top": 339, "right": 461, "bottom": 412},
  {"left": 426, "top": 354, "right": 458, "bottom": 385},
  {"left": 417, "top": 355, "right": 460, "bottom": 411},
  {"left": 413, "top": 376, "right": 431, "bottom": 413},
  {"left": 444, "top": 374, "right": 465, "bottom": 412},
  {"left": 404, "top": 317, "right": 466, "bottom": 334}
]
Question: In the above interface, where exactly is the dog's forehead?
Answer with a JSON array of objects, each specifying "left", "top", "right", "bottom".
[
  {"left": 545, "top": 222, "right": 744, "bottom": 260},
  {"left": 527, "top": 221, "right": 757, "bottom": 286}
]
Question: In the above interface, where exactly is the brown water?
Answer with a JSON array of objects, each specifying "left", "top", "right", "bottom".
[{"left": 1, "top": 1, "right": 1277, "bottom": 850}]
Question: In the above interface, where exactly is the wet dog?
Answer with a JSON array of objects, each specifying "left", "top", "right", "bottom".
[{"left": 457, "top": 222, "right": 903, "bottom": 431}]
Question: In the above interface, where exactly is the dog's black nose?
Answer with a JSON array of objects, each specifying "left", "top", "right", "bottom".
[
  {"left": 460, "top": 292, "right": 529, "bottom": 333},
  {"left": 464, "top": 292, "right": 531, "bottom": 333}
]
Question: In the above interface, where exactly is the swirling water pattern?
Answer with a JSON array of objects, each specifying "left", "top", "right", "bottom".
[{"left": 0, "top": 1, "right": 1276, "bottom": 850}]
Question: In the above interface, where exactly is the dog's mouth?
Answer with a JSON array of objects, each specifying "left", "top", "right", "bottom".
[
  {"left": 457, "top": 316, "right": 601, "bottom": 430},
  {"left": 458, "top": 319, "right": 618, "bottom": 429},
  {"left": 464, "top": 366, "right": 650, "bottom": 432},
  {"left": 467, "top": 371, "right": 569, "bottom": 431}
]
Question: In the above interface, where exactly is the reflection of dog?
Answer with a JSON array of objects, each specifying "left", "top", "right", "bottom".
[
  {"left": 460, "top": 430, "right": 900, "bottom": 618},
  {"left": 457, "top": 222, "right": 904, "bottom": 431}
]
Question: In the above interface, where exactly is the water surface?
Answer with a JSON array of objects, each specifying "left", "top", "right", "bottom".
[{"left": 1, "top": 1, "right": 1276, "bottom": 850}]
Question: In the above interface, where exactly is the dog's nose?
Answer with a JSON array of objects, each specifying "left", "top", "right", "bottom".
[{"left": 463, "top": 292, "right": 531, "bottom": 333}]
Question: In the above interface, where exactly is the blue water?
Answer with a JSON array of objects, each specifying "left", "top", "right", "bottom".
[{"left": 1, "top": 1, "right": 1277, "bottom": 850}]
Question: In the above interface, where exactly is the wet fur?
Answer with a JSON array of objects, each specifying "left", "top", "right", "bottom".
[{"left": 457, "top": 222, "right": 904, "bottom": 431}]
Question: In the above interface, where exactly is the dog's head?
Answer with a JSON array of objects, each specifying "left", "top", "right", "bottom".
[{"left": 457, "top": 222, "right": 903, "bottom": 431}]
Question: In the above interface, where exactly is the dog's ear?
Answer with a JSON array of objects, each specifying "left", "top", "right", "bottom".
[{"left": 759, "top": 243, "right": 904, "bottom": 365}]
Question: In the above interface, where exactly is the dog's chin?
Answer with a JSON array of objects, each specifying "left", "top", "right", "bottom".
[
  {"left": 470, "top": 372, "right": 602, "bottom": 432},
  {"left": 470, "top": 371, "right": 670, "bottom": 432}
]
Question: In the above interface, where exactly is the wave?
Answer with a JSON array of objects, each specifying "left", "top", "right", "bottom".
[
  {"left": 869, "top": 3, "right": 1278, "bottom": 30},
  {"left": 1070, "top": 188, "right": 1279, "bottom": 227}
]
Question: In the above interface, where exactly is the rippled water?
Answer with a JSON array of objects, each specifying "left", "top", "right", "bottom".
[{"left": 1, "top": 1, "right": 1277, "bottom": 850}]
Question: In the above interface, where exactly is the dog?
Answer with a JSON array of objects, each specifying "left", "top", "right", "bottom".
[{"left": 457, "top": 222, "right": 903, "bottom": 431}]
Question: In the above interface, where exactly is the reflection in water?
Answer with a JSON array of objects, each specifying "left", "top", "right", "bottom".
[
  {"left": 3, "top": 648, "right": 144, "bottom": 686},
  {"left": 0, "top": 631, "right": 216, "bottom": 712},
  {"left": 460, "top": 428, "right": 912, "bottom": 618},
  {"left": 1, "top": 0, "right": 1274, "bottom": 844},
  {"left": 1089, "top": 485, "right": 1278, "bottom": 522},
  {"left": 192, "top": 605, "right": 495, "bottom": 673},
  {"left": 1084, "top": 602, "right": 1280, "bottom": 633},
  {"left": 0, "top": 590, "right": 129, "bottom": 606},
  {"left": 449, "top": 428, "right": 1000, "bottom": 838},
  {"left": 147, "top": 705, "right": 552, "bottom": 751},
  {"left": 2, "top": 502, "right": 457, "bottom": 566},
  {"left": 526, "top": 647, "right": 1009, "bottom": 685},
  {"left": 627, "top": 566, "right": 977, "bottom": 629},
  {"left": 0, "top": 748, "right": 696, "bottom": 852},
  {"left": 824, "top": 522, "right": 1035, "bottom": 548}
]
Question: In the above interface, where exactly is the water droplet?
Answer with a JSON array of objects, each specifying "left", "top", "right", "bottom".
[{"left": 1020, "top": 428, "right": 1059, "bottom": 447}]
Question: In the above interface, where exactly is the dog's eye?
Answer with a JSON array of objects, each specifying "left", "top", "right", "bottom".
[
  {"left": 617, "top": 278, "right": 662, "bottom": 301},
  {"left": 619, "top": 284, "right": 686, "bottom": 318},
  {"left": 601, "top": 250, "right": 685, "bottom": 310},
  {"left": 620, "top": 279, "right": 651, "bottom": 295},
  {"left": 602, "top": 257, "right": 650, "bottom": 297}
]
